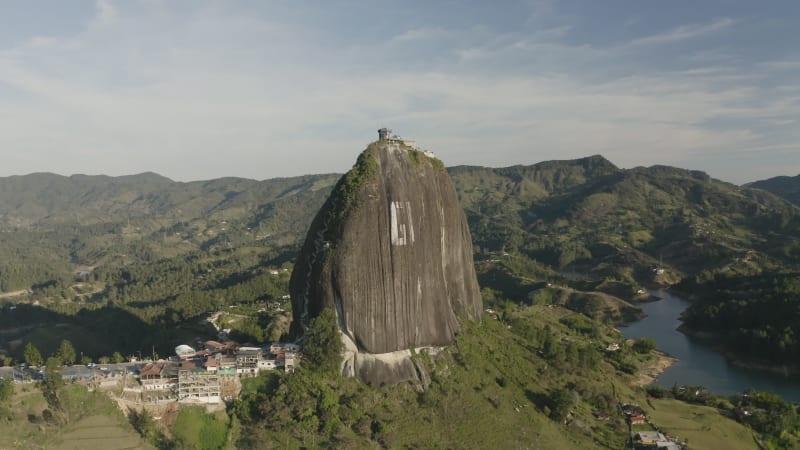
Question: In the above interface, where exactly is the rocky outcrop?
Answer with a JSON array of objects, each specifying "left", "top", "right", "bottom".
[{"left": 290, "top": 140, "right": 482, "bottom": 385}]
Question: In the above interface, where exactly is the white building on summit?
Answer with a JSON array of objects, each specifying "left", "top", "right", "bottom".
[
  {"left": 378, "top": 127, "right": 418, "bottom": 148},
  {"left": 378, "top": 127, "right": 393, "bottom": 141}
]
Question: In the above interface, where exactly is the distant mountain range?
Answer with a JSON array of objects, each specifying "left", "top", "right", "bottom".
[
  {"left": 0, "top": 171, "right": 340, "bottom": 230},
  {"left": 451, "top": 156, "right": 798, "bottom": 281},
  {"left": 1, "top": 157, "right": 797, "bottom": 289},
  {"left": 1, "top": 156, "right": 798, "bottom": 355},
  {"left": 747, "top": 174, "right": 800, "bottom": 206}
]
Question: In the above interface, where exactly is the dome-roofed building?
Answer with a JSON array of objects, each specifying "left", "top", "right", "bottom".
[{"left": 175, "top": 344, "right": 196, "bottom": 360}]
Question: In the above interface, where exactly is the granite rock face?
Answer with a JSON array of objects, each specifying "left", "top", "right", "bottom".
[{"left": 290, "top": 140, "right": 482, "bottom": 385}]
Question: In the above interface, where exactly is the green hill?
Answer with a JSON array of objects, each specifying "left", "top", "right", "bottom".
[
  {"left": 229, "top": 301, "right": 787, "bottom": 449},
  {"left": 748, "top": 174, "right": 800, "bottom": 206},
  {"left": 1, "top": 157, "right": 799, "bottom": 448},
  {"left": 452, "top": 157, "right": 800, "bottom": 363},
  {"left": 455, "top": 157, "right": 799, "bottom": 280},
  {"left": 2, "top": 158, "right": 799, "bottom": 362},
  {"left": 0, "top": 171, "right": 339, "bottom": 229},
  {"left": 0, "top": 172, "right": 339, "bottom": 292}
]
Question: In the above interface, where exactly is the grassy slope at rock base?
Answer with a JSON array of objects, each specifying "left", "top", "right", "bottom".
[
  {"left": 646, "top": 398, "right": 759, "bottom": 450},
  {"left": 55, "top": 415, "right": 155, "bottom": 450},
  {"left": 0, "top": 384, "right": 150, "bottom": 450},
  {"left": 238, "top": 303, "right": 667, "bottom": 449}
]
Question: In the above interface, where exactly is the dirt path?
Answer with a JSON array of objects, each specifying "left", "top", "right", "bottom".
[{"left": 0, "top": 289, "right": 31, "bottom": 299}]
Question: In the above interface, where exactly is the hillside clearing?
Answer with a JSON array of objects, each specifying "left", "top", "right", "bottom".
[{"left": 646, "top": 398, "right": 758, "bottom": 450}]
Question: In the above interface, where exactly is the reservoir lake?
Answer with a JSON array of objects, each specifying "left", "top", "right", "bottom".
[{"left": 620, "top": 289, "right": 800, "bottom": 402}]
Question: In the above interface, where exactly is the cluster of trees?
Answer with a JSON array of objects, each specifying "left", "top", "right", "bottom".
[
  {"left": 88, "top": 251, "right": 291, "bottom": 326},
  {"left": 21, "top": 340, "right": 125, "bottom": 367},
  {"left": 681, "top": 272, "right": 800, "bottom": 362},
  {"left": 735, "top": 389, "right": 799, "bottom": 440},
  {"left": 559, "top": 314, "right": 601, "bottom": 337},
  {"left": 302, "top": 309, "right": 343, "bottom": 375},
  {"left": 23, "top": 341, "right": 77, "bottom": 366},
  {"left": 511, "top": 321, "right": 602, "bottom": 371},
  {"left": 0, "top": 235, "right": 72, "bottom": 293},
  {"left": 0, "top": 223, "right": 128, "bottom": 294}
]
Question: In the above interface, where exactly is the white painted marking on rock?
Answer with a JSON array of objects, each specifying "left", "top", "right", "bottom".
[{"left": 390, "top": 201, "right": 412, "bottom": 246}]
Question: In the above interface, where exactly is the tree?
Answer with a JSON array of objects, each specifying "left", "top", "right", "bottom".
[
  {"left": 633, "top": 337, "right": 657, "bottom": 354},
  {"left": 56, "top": 340, "right": 76, "bottom": 365},
  {"left": 549, "top": 388, "right": 576, "bottom": 422},
  {"left": 302, "top": 308, "right": 343, "bottom": 374},
  {"left": 43, "top": 356, "right": 63, "bottom": 410},
  {"left": 224, "top": 415, "right": 242, "bottom": 450},
  {"left": 24, "top": 342, "right": 43, "bottom": 366},
  {"left": 542, "top": 333, "right": 564, "bottom": 362},
  {"left": 130, "top": 408, "right": 161, "bottom": 444},
  {"left": 0, "top": 377, "right": 13, "bottom": 403},
  {"left": 111, "top": 352, "right": 125, "bottom": 363},
  {"left": 81, "top": 355, "right": 92, "bottom": 365}
]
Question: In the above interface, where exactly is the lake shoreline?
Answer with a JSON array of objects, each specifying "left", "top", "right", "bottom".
[
  {"left": 677, "top": 323, "right": 800, "bottom": 377},
  {"left": 631, "top": 287, "right": 800, "bottom": 379},
  {"left": 621, "top": 289, "right": 800, "bottom": 401},
  {"left": 633, "top": 350, "right": 678, "bottom": 387}
]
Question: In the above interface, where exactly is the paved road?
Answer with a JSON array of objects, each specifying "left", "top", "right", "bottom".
[{"left": 1, "top": 362, "right": 150, "bottom": 382}]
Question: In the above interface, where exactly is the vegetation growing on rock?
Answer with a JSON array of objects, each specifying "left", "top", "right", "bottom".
[
  {"left": 408, "top": 148, "right": 445, "bottom": 171},
  {"left": 325, "top": 144, "right": 379, "bottom": 237}
]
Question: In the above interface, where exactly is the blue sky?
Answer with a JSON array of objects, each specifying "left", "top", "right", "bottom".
[{"left": 0, "top": 1, "right": 798, "bottom": 183}]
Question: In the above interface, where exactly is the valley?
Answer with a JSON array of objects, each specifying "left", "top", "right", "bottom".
[{"left": 0, "top": 154, "right": 798, "bottom": 448}]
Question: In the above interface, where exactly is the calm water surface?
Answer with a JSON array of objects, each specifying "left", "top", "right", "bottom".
[{"left": 621, "top": 290, "right": 800, "bottom": 402}]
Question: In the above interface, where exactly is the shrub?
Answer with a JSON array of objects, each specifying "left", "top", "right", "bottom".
[
  {"left": 632, "top": 337, "right": 657, "bottom": 354},
  {"left": 303, "top": 308, "right": 343, "bottom": 375}
]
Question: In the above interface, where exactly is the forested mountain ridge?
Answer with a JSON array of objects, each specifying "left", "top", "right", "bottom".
[
  {"left": 0, "top": 171, "right": 339, "bottom": 291},
  {"left": 2, "top": 159, "right": 798, "bottom": 295},
  {"left": 450, "top": 157, "right": 800, "bottom": 364},
  {"left": 1, "top": 155, "right": 799, "bottom": 448},
  {"left": 0, "top": 171, "right": 339, "bottom": 228},
  {"left": 748, "top": 174, "right": 800, "bottom": 206},
  {"left": 1, "top": 156, "right": 799, "bottom": 363},
  {"left": 454, "top": 156, "right": 799, "bottom": 281}
]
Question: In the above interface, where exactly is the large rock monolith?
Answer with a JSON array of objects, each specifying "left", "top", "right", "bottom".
[{"left": 290, "top": 138, "right": 482, "bottom": 385}]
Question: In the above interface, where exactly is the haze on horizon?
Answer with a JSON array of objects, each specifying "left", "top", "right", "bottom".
[{"left": 0, "top": 0, "right": 798, "bottom": 184}]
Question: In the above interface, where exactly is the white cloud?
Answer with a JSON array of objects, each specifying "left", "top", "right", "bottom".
[
  {"left": 759, "top": 58, "right": 800, "bottom": 71},
  {"left": 390, "top": 27, "right": 450, "bottom": 43},
  {"left": 0, "top": 3, "right": 796, "bottom": 184},
  {"left": 630, "top": 17, "right": 737, "bottom": 46},
  {"left": 95, "top": 0, "right": 118, "bottom": 26}
]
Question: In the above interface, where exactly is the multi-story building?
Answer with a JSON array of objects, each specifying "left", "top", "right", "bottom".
[
  {"left": 236, "top": 347, "right": 261, "bottom": 377},
  {"left": 139, "top": 362, "right": 179, "bottom": 391},
  {"left": 178, "top": 367, "right": 221, "bottom": 404}
]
